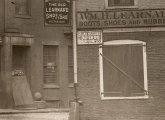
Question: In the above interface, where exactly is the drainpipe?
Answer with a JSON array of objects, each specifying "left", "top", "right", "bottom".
[
  {"left": 72, "top": 0, "right": 78, "bottom": 102},
  {"left": 69, "top": 0, "right": 80, "bottom": 120}
]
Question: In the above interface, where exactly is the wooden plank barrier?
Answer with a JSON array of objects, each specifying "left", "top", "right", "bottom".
[{"left": 12, "top": 75, "right": 35, "bottom": 109}]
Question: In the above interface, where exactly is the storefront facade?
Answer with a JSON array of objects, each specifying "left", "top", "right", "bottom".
[
  {"left": 0, "top": 1, "right": 165, "bottom": 120},
  {"left": 76, "top": 0, "right": 165, "bottom": 120},
  {"left": 0, "top": 0, "right": 74, "bottom": 109}
]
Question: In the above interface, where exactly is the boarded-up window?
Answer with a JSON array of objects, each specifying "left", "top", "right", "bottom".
[
  {"left": 99, "top": 40, "right": 148, "bottom": 99},
  {"left": 108, "top": 0, "right": 134, "bottom": 6},
  {"left": 68, "top": 46, "right": 74, "bottom": 84},
  {"left": 15, "top": 0, "right": 30, "bottom": 15},
  {"left": 43, "top": 45, "right": 58, "bottom": 84}
]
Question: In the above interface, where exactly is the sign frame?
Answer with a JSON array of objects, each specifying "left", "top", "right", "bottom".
[{"left": 44, "top": 0, "right": 72, "bottom": 26}]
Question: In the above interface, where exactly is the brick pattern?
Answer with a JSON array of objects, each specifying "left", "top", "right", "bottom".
[
  {"left": 139, "top": 0, "right": 165, "bottom": 9},
  {"left": 2, "top": 0, "right": 74, "bottom": 108},
  {"left": 0, "top": 1, "right": 4, "bottom": 34},
  {"left": 77, "top": 32, "right": 165, "bottom": 120},
  {"left": 77, "top": 0, "right": 104, "bottom": 11},
  {"left": 77, "top": 0, "right": 165, "bottom": 11}
]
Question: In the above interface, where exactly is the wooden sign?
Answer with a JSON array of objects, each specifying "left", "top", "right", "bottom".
[
  {"left": 77, "top": 9, "right": 165, "bottom": 28},
  {"left": 44, "top": 0, "right": 71, "bottom": 26},
  {"left": 77, "top": 30, "right": 102, "bottom": 45}
]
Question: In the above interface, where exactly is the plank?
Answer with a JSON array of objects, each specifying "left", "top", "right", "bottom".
[{"left": 12, "top": 75, "right": 34, "bottom": 108}]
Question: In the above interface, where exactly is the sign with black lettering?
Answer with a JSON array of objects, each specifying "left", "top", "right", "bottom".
[
  {"left": 77, "top": 9, "right": 165, "bottom": 28},
  {"left": 44, "top": 0, "right": 71, "bottom": 26},
  {"left": 77, "top": 30, "right": 102, "bottom": 45}
]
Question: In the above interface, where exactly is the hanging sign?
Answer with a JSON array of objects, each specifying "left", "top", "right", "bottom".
[
  {"left": 77, "top": 30, "right": 102, "bottom": 45},
  {"left": 77, "top": 9, "right": 165, "bottom": 28},
  {"left": 44, "top": 0, "right": 71, "bottom": 26}
]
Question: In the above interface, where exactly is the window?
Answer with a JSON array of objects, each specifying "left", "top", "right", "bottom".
[
  {"left": 99, "top": 40, "right": 148, "bottom": 99},
  {"left": 15, "top": 0, "right": 31, "bottom": 16},
  {"left": 43, "top": 45, "right": 59, "bottom": 86},
  {"left": 68, "top": 46, "right": 74, "bottom": 86},
  {"left": 105, "top": 0, "right": 138, "bottom": 8}
]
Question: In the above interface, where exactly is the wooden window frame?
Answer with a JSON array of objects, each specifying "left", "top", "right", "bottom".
[
  {"left": 43, "top": 45, "right": 59, "bottom": 89},
  {"left": 99, "top": 40, "right": 148, "bottom": 100},
  {"left": 105, "top": 0, "right": 138, "bottom": 9}
]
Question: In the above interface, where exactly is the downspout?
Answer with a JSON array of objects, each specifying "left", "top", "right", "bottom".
[
  {"left": 72, "top": 0, "right": 78, "bottom": 102},
  {"left": 69, "top": 0, "right": 80, "bottom": 120}
]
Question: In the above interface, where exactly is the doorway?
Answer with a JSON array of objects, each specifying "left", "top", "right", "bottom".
[{"left": 12, "top": 46, "right": 31, "bottom": 82}]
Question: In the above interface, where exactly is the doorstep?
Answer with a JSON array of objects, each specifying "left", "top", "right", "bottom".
[{"left": 0, "top": 108, "right": 70, "bottom": 114}]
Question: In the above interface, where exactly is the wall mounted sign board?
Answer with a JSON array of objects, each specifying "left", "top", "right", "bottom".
[
  {"left": 44, "top": 0, "right": 71, "bottom": 26},
  {"left": 77, "top": 30, "right": 102, "bottom": 45},
  {"left": 77, "top": 9, "right": 165, "bottom": 28}
]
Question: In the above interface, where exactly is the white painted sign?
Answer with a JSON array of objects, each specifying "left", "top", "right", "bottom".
[{"left": 77, "top": 30, "right": 102, "bottom": 45}]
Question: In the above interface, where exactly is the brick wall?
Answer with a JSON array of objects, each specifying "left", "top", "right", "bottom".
[
  {"left": 77, "top": 0, "right": 165, "bottom": 11},
  {"left": 2, "top": 0, "right": 74, "bottom": 107},
  {"left": 76, "top": 1, "right": 165, "bottom": 119},
  {"left": 77, "top": 31, "right": 165, "bottom": 120},
  {"left": 0, "top": 0, "right": 4, "bottom": 34}
]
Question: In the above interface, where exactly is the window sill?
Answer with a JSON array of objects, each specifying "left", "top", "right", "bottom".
[
  {"left": 101, "top": 95, "right": 149, "bottom": 100},
  {"left": 43, "top": 84, "right": 60, "bottom": 89},
  {"left": 15, "top": 14, "right": 32, "bottom": 19}
]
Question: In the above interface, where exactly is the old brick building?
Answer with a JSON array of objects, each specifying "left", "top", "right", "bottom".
[
  {"left": 0, "top": 0, "right": 165, "bottom": 120},
  {"left": 76, "top": 0, "right": 165, "bottom": 120},
  {"left": 0, "top": 0, "right": 74, "bottom": 109}
]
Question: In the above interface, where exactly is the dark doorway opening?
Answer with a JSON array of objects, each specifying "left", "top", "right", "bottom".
[{"left": 12, "top": 46, "right": 31, "bottom": 82}]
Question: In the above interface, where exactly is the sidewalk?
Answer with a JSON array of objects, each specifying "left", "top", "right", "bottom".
[
  {"left": 0, "top": 108, "right": 69, "bottom": 114},
  {"left": 0, "top": 108, "right": 70, "bottom": 120}
]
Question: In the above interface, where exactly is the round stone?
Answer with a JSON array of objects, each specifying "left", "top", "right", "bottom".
[{"left": 34, "top": 92, "right": 42, "bottom": 101}]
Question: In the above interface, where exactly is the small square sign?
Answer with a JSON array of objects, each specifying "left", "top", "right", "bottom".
[{"left": 77, "top": 30, "right": 102, "bottom": 45}]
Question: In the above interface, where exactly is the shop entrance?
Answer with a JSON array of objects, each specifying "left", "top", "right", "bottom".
[{"left": 12, "top": 46, "right": 33, "bottom": 108}]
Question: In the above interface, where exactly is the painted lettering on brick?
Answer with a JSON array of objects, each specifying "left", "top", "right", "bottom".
[{"left": 77, "top": 9, "right": 165, "bottom": 28}]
